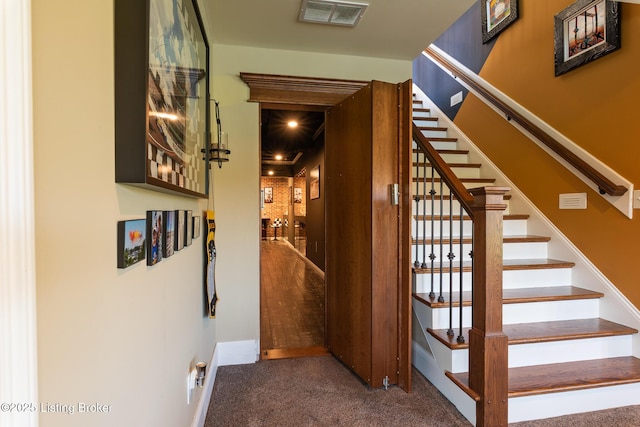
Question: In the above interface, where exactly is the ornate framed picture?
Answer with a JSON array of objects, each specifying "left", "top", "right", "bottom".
[
  {"left": 481, "top": 0, "right": 518, "bottom": 44},
  {"left": 554, "top": 0, "right": 620, "bottom": 76},
  {"left": 115, "top": 0, "right": 210, "bottom": 198}
]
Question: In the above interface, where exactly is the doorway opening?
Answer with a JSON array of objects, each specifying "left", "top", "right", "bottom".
[{"left": 259, "top": 104, "right": 328, "bottom": 360}]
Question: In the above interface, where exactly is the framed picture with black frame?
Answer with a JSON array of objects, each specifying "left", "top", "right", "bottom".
[
  {"left": 146, "top": 210, "right": 164, "bottom": 266},
  {"left": 554, "top": 0, "right": 620, "bottom": 76},
  {"left": 481, "top": 0, "right": 519, "bottom": 44},
  {"left": 114, "top": 0, "right": 210, "bottom": 198},
  {"left": 117, "top": 219, "right": 146, "bottom": 268}
]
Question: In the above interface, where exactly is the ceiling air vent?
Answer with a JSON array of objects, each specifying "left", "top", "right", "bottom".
[{"left": 298, "top": 0, "right": 369, "bottom": 27}]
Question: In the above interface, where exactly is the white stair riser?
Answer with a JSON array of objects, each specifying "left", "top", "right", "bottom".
[
  {"left": 412, "top": 201, "right": 511, "bottom": 216},
  {"left": 413, "top": 181, "right": 497, "bottom": 195},
  {"left": 421, "top": 128, "right": 449, "bottom": 138},
  {"left": 426, "top": 298, "right": 599, "bottom": 330},
  {"left": 412, "top": 218, "right": 527, "bottom": 237},
  {"left": 413, "top": 271, "right": 473, "bottom": 294},
  {"left": 413, "top": 167, "right": 481, "bottom": 180},
  {"left": 413, "top": 267, "right": 574, "bottom": 293},
  {"left": 508, "top": 383, "right": 640, "bottom": 423},
  {"left": 414, "top": 118, "right": 438, "bottom": 127},
  {"left": 412, "top": 221, "right": 470, "bottom": 239},
  {"left": 411, "top": 151, "right": 469, "bottom": 164},
  {"left": 441, "top": 152, "right": 469, "bottom": 163},
  {"left": 411, "top": 241, "right": 548, "bottom": 261},
  {"left": 504, "top": 299, "right": 600, "bottom": 324},
  {"left": 436, "top": 334, "right": 633, "bottom": 374},
  {"left": 413, "top": 110, "right": 431, "bottom": 119},
  {"left": 508, "top": 335, "right": 633, "bottom": 368}
]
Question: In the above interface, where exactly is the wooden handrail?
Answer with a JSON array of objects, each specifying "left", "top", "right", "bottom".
[
  {"left": 424, "top": 46, "right": 627, "bottom": 197},
  {"left": 412, "top": 123, "right": 475, "bottom": 216}
]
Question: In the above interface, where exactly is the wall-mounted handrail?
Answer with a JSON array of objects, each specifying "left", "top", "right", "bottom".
[{"left": 424, "top": 46, "right": 627, "bottom": 197}]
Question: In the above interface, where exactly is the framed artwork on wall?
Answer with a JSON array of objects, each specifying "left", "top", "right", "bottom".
[
  {"left": 480, "top": 0, "right": 518, "bottom": 44},
  {"left": 117, "top": 219, "right": 146, "bottom": 268},
  {"left": 114, "top": 0, "right": 210, "bottom": 198},
  {"left": 554, "top": 0, "right": 620, "bottom": 76},
  {"left": 185, "top": 210, "right": 193, "bottom": 246},
  {"left": 294, "top": 187, "right": 302, "bottom": 203},
  {"left": 175, "top": 209, "right": 185, "bottom": 251},
  {"left": 146, "top": 210, "right": 164, "bottom": 266},
  {"left": 163, "top": 210, "right": 175, "bottom": 258},
  {"left": 310, "top": 165, "right": 320, "bottom": 200},
  {"left": 193, "top": 215, "right": 201, "bottom": 239},
  {"left": 264, "top": 187, "right": 273, "bottom": 203}
]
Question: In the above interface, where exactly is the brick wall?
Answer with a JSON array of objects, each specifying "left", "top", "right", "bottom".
[{"left": 261, "top": 176, "right": 289, "bottom": 238}]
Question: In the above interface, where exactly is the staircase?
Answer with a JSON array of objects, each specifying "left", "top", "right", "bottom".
[{"left": 409, "top": 86, "right": 640, "bottom": 425}]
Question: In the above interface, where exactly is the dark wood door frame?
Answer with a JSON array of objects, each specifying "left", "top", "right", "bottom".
[{"left": 242, "top": 74, "right": 411, "bottom": 391}]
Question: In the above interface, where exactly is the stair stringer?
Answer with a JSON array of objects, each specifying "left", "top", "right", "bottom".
[
  {"left": 412, "top": 84, "right": 640, "bottom": 355},
  {"left": 412, "top": 300, "right": 476, "bottom": 425}
]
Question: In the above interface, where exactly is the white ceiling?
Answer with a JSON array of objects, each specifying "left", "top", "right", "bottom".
[{"left": 203, "top": 0, "right": 475, "bottom": 60}]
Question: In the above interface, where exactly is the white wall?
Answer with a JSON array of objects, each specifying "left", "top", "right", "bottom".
[
  {"left": 210, "top": 44, "right": 412, "bottom": 343},
  {"left": 32, "top": 1, "right": 215, "bottom": 426}
]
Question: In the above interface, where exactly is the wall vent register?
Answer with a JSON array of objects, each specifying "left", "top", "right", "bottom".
[{"left": 298, "top": 0, "right": 368, "bottom": 27}]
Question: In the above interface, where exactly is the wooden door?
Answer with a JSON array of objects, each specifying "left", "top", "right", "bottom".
[{"left": 325, "top": 80, "right": 412, "bottom": 391}]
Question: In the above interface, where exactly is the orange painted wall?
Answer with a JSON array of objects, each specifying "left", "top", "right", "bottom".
[{"left": 454, "top": 2, "right": 640, "bottom": 307}]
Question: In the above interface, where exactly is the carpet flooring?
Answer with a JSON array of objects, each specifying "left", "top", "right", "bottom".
[{"left": 205, "top": 355, "right": 640, "bottom": 426}]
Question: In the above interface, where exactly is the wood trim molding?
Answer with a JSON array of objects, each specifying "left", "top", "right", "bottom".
[{"left": 240, "top": 72, "right": 369, "bottom": 106}]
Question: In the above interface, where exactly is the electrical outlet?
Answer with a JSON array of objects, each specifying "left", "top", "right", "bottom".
[{"left": 634, "top": 190, "right": 640, "bottom": 209}]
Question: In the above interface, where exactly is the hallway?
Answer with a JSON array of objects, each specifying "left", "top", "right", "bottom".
[{"left": 260, "top": 239, "right": 327, "bottom": 359}]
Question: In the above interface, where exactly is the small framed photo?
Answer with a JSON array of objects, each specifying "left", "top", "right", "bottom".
[
  {"left": 175, "top": 209, "right": 185, "bottom": 251},
  {"left": 554, "top": 0, "right": 620, "bottom": 76},
  {"left": 146, "top": 210, "right": 163, "bottom": 266},
  {"left": 481, "top": 0, "right": 518, "bottom": 44},
  {"left": 294, "top": 187, "right": 302, "bottom": 203},
  {"left": 310, "top": 165, "right": 320, "bottom": 200},
  {"left": 163, "top": 210, "right": 175, "bottom": 258},
  {"left": 193, "top": 215, "right": 201, "bottom": 239},
  {"left": 185, "top": 210, "right": 193, "bottom": 246},
  {"left": 117, "top": 219, "right": 146, "bottom": 269},
  {"left": 264, "top": 187, "right": 273, "bottom": 203}
]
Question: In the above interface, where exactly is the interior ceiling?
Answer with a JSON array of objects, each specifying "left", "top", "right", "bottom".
[
  {"left": 260, "top": 109, "right": 325, "bottom": 177},
  {"left": 203, "top": 0, "right": 475, "bottom": 177}
]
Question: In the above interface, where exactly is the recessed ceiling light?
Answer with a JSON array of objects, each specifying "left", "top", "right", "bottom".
[
  {"left": 287, "top": 120, "right": 298, "bottom": 128},
  {"left": 268, "top": 170, "right": 274, "bottom": 176},
  {"left": 298, "top": 0, "right": 369, "bottom": 27},
  {"left": 275, "top": 154, "right": 283, "bottom": 160}
]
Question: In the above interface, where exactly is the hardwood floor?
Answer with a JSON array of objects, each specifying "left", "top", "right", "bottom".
[{"left": 260, "top": 239, "right": 327, "bottom": 360}]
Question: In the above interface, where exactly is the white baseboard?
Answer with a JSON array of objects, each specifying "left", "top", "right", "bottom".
[{"left": 190, "top": 340, "right": 258, "bottom": 427}]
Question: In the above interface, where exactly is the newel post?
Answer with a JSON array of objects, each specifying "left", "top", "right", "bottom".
[{"left": 469, "top": 186, "right": 509, "bottom": 427}]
